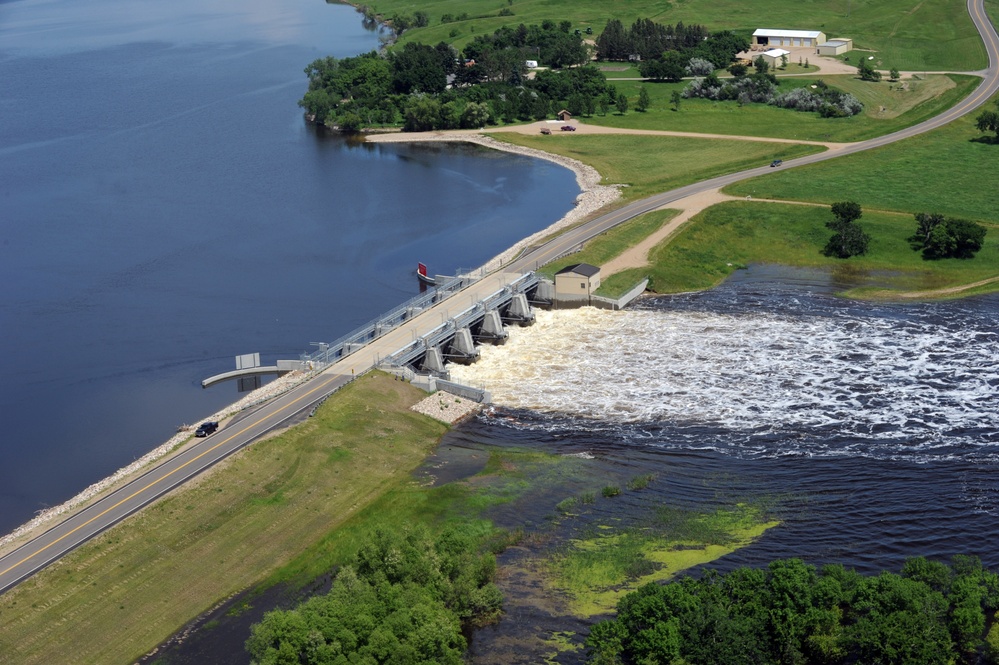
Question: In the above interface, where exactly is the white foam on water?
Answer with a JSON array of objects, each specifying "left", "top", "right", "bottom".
[{"left": 449, "top": 307, "right": 999, "bottom": 455}]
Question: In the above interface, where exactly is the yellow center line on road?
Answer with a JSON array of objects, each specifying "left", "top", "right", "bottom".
[{"left": 0, "top": 371, "right": 344, "bottom": 580}]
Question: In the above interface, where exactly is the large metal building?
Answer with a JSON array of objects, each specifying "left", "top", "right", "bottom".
[{"left": 752, "top": 29, "right": 827, "bottom": 48}]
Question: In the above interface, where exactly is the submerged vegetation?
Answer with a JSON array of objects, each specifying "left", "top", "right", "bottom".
[{"left": 546, "top": 503, "right": 778, "bottom": 617}]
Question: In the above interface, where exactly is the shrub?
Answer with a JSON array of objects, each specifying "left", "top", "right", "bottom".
[
  {"left": 602, "top": 486, "right": 621, "bottom": 498},
  {"left": 685, "top": 57, "right": 715, "bottom": 76}
]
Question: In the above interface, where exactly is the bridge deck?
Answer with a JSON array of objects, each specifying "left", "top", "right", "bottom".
[{"left": 311, "top": 272, "right": 529, "bottom": 379}]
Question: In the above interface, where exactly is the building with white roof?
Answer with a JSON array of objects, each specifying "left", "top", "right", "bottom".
[
  {"left": 752, "top": 29, "right": 826, "bottom": 48},
  {"left": 759, "top": 48, "right": 791, "bottom": 69}
]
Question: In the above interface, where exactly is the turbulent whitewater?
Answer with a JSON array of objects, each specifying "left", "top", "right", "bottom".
[{"left": 449, "top": 288, "right": 999, "bottom": 462}]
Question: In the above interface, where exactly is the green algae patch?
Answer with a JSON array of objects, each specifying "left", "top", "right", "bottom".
[{"left": 545, "top": 504, "right": 779, "bottom": 617}]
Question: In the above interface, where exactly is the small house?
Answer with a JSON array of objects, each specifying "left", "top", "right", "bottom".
[
  {"left": 525, "top": 60, "right": 539, "bottom": 69},
  {"left": 554, "top": 263, "right": 601, "bottom": 307},
  {"left": 817, "top": 39, "right": 853, "bottom": 56},
  {"left": 557, "top": 109, "right": 572, "bottom": 121}
]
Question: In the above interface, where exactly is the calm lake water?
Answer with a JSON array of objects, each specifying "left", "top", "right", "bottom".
[{"left": 0, "top": 0, "right": 579, "bottom": 535}]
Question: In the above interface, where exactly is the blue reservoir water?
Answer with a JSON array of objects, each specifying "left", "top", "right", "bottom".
[{"left": 0, "top": 0, "right": 580, "bottom": 535}]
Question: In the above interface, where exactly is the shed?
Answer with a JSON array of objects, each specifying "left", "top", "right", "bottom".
[
  {"left": 525, "top": 59, "right": 539, "bottom": 69},
  {"left": 759, "top": 48, "right": 791, "bottom": 69},
  {"left": 554, "top": 263, "right": 601, "bottom": 307},
  {"left": 817, "top": 38, "right": 853, "bottom": 56},
  {"left": 752, "top": 29, "right": 826, "bottom": 48},
  {"left": 557, "top": 109, "right": 572, "bottom": 121}
]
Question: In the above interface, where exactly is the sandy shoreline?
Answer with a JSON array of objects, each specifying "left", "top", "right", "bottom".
[
  {"left": 0, "top": 131, "right": 623, "bottom": 553},
  {"left": 366, "top": 131, "right": 624, "bottom": 271}
]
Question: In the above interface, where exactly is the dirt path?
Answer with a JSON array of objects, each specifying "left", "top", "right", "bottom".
[
  {"left": 599, "top": 188, "right": 738, "bottom": 275},
  {"left": 897, "top": 275, "right": 999, "bottom": 298}
]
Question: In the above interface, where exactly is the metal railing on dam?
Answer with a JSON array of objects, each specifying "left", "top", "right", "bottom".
[
  {"left": 379, "top": 271, "right": 541, "bottom": 369},
  {"left": 301, "top": 267, "right": 490, "bottom": 370}
]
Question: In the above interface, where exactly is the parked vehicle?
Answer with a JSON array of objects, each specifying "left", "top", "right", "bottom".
[
  {"left": 540, "top": 127, "right": 551, "bottom": 135},
  {"left": 561, "top": 125, "right": 576, "bottom": 132},
  {"left": 195, "top": 421, "right": 219, "bottom": 437},
  {"left": 770, "top": 159, "right": 783, "bottom": 167}
]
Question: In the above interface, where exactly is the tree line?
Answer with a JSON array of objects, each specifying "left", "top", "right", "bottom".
[
  {"left": 298, "top": 21, "right": 616, "bottom": 132},
  {"left": 586, "top": 556, "right": 999, "bottom": 665}
]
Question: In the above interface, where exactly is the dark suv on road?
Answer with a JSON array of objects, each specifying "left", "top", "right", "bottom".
[{"left": 195, "top": 421, "right": 219, "bottom": 437}]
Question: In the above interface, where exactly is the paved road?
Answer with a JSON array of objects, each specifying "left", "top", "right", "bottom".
[
  {"left": 1, "top": 0, "right": 996, "bottom": 597},
  {"left": 509, "top": 0, "right": 998, "bottom": 272},
  {"left": 0, "top": 273, "right": 524, "bottom": 594}
]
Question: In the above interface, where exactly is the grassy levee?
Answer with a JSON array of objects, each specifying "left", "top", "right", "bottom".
[
  {"left": 725, "top": 92, "right": 999, "bottom": 224},
  {"left": 593, "top": 75, "right": 980, "bottom": 142},
  {"left": 605, "top": 201, "right": 999, "bottom": 298},
  {"left": 0, "top": 373, "right": 447, "bottom": 665},
  {"left": 492, "top": 132, "right": 823, "bottom": 201},
  {"left": 367, "top": 0, "right": 985, "bottom": 71}
]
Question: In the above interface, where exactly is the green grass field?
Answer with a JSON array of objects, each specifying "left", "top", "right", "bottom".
[
  {"left": 492, "top": 133, "right": 823, "bottom": 201},
  {"left": 589, "top": 74, "right": 980, "bottom": 142},
  {"left": 725, "top": 92, "right": 999, "bottom": 223},
  {"left": 370, "top": 0, "right": 986, "bottom": 71},
  {"left": 539, "top": 209, "right": 678, "bottom": 284},
  {"left": 0, "top": 374, "right": 446, "bottom": 665},
  {"left": 605, "top": 201, "right": 999, "bottom": 297}
]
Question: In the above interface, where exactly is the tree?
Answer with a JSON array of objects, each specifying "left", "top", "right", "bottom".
[
  {"left": 975, "top": 100, "right": 999, "bottom": 140},
  {"left": 753, "top": 55, "right": 769, "bottom": 75},
  {"left": 823, "top": 201, "right": 870, "bottom": 258},
  {"left": 595, "top": 19, "right": 630, "bottom": 61},
  {"left": 889, "top": 67, "right": 900, "bottom": 81},
  {"left": 780, "top": 53, "right": 788, "bottom": 70},
  {"left": 728, "top": 63, "right": 747, "bottom": 77},
  {"left": 391, "top": 42, "right": 447, "bottom": 94},
  {"left": 857, "top": 57, "right": 882, "bottom": 81},
  {"left": 599, "top": 95, "right": 611, "bottom": 116},
  {"left": 830, "top": 200, "right": 863, "bottom": 224},
  {"left": 670, "top": 90, "right": 682, "bottom": 111},
  {"left": 616, "top": 92, "right": 629, "bottom": 114},
  {"left": 910, "top": 212, "right": 987, "bottom": 259},
  {"left": 640, "top": 50, "right": 687, "bottom": 82},
  {"left": 636, "top": 86, "right": 650, "bottom": 112}
]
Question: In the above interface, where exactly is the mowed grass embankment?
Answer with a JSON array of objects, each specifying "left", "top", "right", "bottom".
[
  {"left": 725, "top": 92, "right": 999, "bottom": 223},
  {"left": 604, "top": 201, "right": 999, "bottom": 298},
  {"left": 0, "top": 373, "right": 447, "bottom": 665},
  {"left": 538, "top": 208, "right": 679, "bottom": 297},
  {"left": 492, "top": 132, "right": 823, "bottom": 201},
  {"left": 593, "top": 75, "right": 980, "bottom": 142},
  {"left": 375, "top": 0, "right": 985, "bottom": 71}
]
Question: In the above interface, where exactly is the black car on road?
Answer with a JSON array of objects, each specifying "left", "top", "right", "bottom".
[
  {"left": 770, "top": 159, "right": 783, "bottom": 167},
  {"left": 195, "top": 421, "right": 219, "bottom": 437}
]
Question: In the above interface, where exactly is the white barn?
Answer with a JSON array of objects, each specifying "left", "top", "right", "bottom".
[{"left": 752, "top": 29, "right": 827, "bottom": 48}]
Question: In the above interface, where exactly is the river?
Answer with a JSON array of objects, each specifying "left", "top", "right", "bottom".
[
  {"left": 0, "top": 0, "right": 580, "bottom": 536},
  {"left": 446, "top": 265, "right": 999, "bottom": 661}
]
